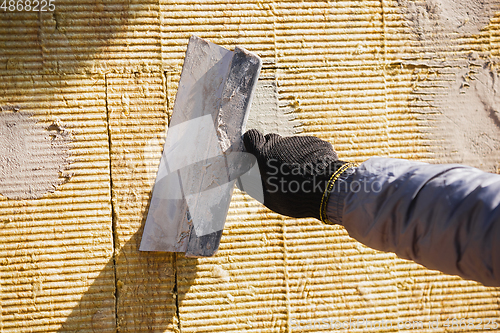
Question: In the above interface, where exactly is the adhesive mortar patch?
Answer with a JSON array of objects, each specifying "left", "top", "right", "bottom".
[
  {"left": 246, "top": 80, "right": 301, "bottom": 136},
  {"left": 0, "top": 109, "right": 72, "bottom": 199},
  {"left": 397, "top": 0, "right": 496, "bottom": 37}
]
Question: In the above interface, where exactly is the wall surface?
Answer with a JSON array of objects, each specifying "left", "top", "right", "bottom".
[{"left": 0, "top": 0, "right": 499, "bottom": 332}]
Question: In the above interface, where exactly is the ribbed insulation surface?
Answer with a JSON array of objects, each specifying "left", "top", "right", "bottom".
[
  {"left": 0, "top": 0, "right": 499, "bottom": 332},
  {"left": 106, "top": 72, "right": 176, "bottom": 332},
  {"left": 0, "top": 75, "right": 115, "bottom": 332}
]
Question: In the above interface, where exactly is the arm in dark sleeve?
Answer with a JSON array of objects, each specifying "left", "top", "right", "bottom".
[{"left": 326, "top": 157, "right": 500, "bottom": 287}]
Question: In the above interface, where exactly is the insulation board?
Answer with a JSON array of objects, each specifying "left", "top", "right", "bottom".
[{"left": 0, "top": 0, "right": 499, "bottom": 332}]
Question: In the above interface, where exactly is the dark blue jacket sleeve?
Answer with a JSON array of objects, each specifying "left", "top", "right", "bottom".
[{"left": 326, "top": 157, "right": 500, "bottom": 287}]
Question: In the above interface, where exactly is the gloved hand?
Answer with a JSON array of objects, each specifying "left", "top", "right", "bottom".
[{"left": 242, "top": 129, "right": 351, "bottom": 222}]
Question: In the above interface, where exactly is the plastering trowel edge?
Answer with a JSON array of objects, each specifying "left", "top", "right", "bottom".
[{"left": 140, "top": 36, "right": 262, "bottom": 257}]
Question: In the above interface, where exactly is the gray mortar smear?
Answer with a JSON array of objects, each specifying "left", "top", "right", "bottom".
[
  {"left": 397, "top": 0, "right": 495, "bottom": 37},
  {"left": 0, "top": 109, "right": 72, "bottom": 200},
  {"left": 397, "top": 0, "right": 500, "bottom": 171},
  {"left": 246, "top": 80, "right": 302, "bottom": 136},
  {"left": 423, "top": 57, "right": 500, "bottom": 169}
]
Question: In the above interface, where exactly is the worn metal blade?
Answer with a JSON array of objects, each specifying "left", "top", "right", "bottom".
[{"left": 140, "top": 36, "right": 262, "bottom": 257}]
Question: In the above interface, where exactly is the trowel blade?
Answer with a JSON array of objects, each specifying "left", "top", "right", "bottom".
[{"left": 140, "top": 36, "right": 262, "bottom": 257}]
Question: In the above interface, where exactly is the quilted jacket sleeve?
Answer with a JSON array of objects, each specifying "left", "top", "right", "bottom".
[{"left": 326, "top": 157, "right": 500, "bottom": 287}]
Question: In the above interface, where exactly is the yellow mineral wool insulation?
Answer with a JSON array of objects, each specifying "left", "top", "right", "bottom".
[
  {"left": 160, "top": 0, "right": 279, "bottom": 68},
  {"left": 175, "top": 191, "right": 402, "bottom": 333},
  {"left": 106, "top": 72, "right": 177, "bottom": 332},
  {"left": 1, "top": 0, "right": 500, "bottom": 332},
  {"left": 275, "top": 0, "right": 427, "bottom": 163},
  {"left": 276, "top": 65, "right": 428, "bottom": 162},
  {"left": 0, "top": 0, "right": 162, "bottom": 76},
  {"left": 176, "top": 190, "right": 289, "bottom": 333},
  {"left": 0, "top": 74, "right": 115, "bottom": 332},
  {"left": 395, "top": 260, "right": 500, "bottom": 328},
  {"left": 163, "top": 2, "right": 500, "bottom": 333}
]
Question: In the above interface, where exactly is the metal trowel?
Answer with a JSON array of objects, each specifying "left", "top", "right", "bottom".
[{"left": 139, "top": 36, "right": 263, "bottom": 257}]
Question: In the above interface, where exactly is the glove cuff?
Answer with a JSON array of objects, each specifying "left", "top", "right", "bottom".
[{"left": 320, "top": 162, "right": 357, "bottom": 224}]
